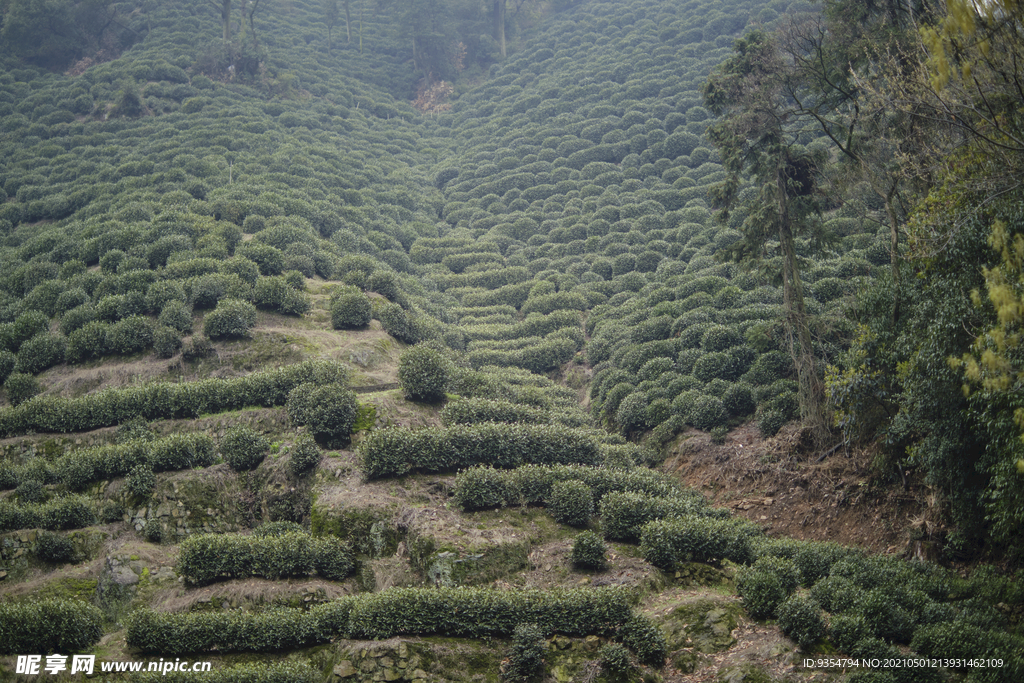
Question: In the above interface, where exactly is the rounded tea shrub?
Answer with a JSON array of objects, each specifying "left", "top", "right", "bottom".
[
  {"left": 572, "top": 530, "right": 607, "bottom": 570},
  {"left": 548, "top": 479, "right": 594, "bottom": 527},
  {"left": 758, "top": 409, "right": 787, "bottom": 438},
  {"left": 35, "top": 530, "right": 76, "bottom": 564},
  {"left": 287, "top": 383, "right": 359, "bottom": 447},
  {"left": 330, "top": 288, "right": 372, "bottom": 329},
  {"left": 289, "top": 434, "right": 321, "bottom": 476},
  {"left": 203, "top": 298, "right": 257, "bottom": 339},
  {"left": 777, "top": 595, "right": 825, "bottom": 650},
  {"left": 737, "top": 566, "right": 788, "bottom": 620},
  {"left": 221, "top": 426, "right": 270, "bottom": 471},
  {"left": 153, "top": 325, "right": 183, "bottom": 358},
  {"left": 312, "top": 537, "right": 355, "bottom": 580},
  {"left": 158, "top": 300, "right": 193, "bottom": 333},
  {"left": 4, "top": 372, "right": 40, "bottom": 406},
  {"left": 599, "top": 643, "right": 634, "bottom": 678},
  {"left": 398, "top": 344, "right": 451, "bottom": 402},
  {"left": 15, "top": 479, "right": 47, "bottom": 504},
  {"left": 124, "top": 464, "right": 156, "bottom": 499},
  {"left": 501, "top": 622, "right": 546, "bottom": 683}
]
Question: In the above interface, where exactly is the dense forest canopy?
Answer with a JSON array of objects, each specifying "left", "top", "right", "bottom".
[{"left": 0, "top": 0, "right": 1023, "bottom": 679}]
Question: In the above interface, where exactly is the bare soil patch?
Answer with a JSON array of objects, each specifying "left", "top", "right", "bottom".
[{"left": 662, "top": 423, "right": 935, "bottom": 556}]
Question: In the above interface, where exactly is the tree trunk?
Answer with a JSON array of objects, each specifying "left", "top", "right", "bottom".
[
  {"left": 220, "top": 0, "right": 231, "bottom": 42},
  {"left": 885, "top": 187, "right": 901, "bottom": 325},
  {"left": 776, "top": 162, "right": 827, "bottom": 443},
  {"left": 493, "top": 0, "right": 506, "bottom": 58},
  {"left": 345, "top": 0, "right": 351, "bottom": 43}
]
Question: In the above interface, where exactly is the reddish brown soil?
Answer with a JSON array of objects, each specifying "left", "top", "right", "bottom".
[{"left": 662, "top": 423, "right": 937, "bottom": 557}]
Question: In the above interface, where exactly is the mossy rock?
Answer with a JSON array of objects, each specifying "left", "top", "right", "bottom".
[
  {"left": 412, "top": 539, "right": 529, "bottom": 587},
  {"left": 658, "top": 597, "right": 744, "bottom": 653},
  {"left": 311, "top": 503, "right": 401, "bottom": 558},
  {"left": 672, "top": 561, "right": 732, "bottom": 587}
]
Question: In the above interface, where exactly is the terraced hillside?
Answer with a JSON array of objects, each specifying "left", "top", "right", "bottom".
[{"left": 2, "top": 0, "right": 1023, "bottom": 681}]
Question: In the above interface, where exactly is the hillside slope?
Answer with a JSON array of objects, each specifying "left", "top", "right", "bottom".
[{"left": 1, "top": 1, "right": 1022, "bottom": 682}]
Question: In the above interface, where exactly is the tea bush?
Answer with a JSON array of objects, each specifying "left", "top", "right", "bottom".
[
  {"left": 398, "top": 344, "right": 451, "bottom": 402},
  {"left": 640, "top": 516, "right": 759, "bottom": 568},
  {"left": 220, "top": 425, "right": 269, "bottom": 471},
  {"left": 202, "top": 298, "right": 257, "bottom": 339},
  {"left": 177, "top": 532, "right": 353, "bottom": 585},
  {"left": 572, "top": 530, "right": 607, "bottom": 570},
  {"left": 4, "top": 372, "right": 40, "bottom": 406},
  {"left": 330, "top": 287, "right": 372, "bottom": 329},
  {"left": 548, "top": 479, "right": 594, "bottom": 527},
  {"left": 600, "top": 490, "right": 729, "bottom": 542},
  {"left": 361, "top": 423, "right": 601, "bottom": 478},
  {"left": 0, "top": 360, "right": 347, "bottom": 436},
  {"left": 126, "top": 586, "right": 647, "bottom": 655},
  {"left": 776, "top": 595, "right": 825, "bottom": 650},
  {"left": 286, "top": 383, "right": 358, "bottom": 446},
  {"left": 453, "top": 463, "right": 688, "bottom": 511},
  {"left": 124, "top": 464, "right": 156, "bottom": 499},
  {"left": 440, "top": 397, "right": 548, "bottom": 426},
  {"left": 501, "top": 622, "right": 546, "bottom": 683},
  {"left": 0, "top": 599, "right": 103, "bottom": 654},
  {"left": 289, "top": 434, "right": 321, "bottom": 476},
  {"left": 35, "top": 530, "right": 76, "bottom": 564}
]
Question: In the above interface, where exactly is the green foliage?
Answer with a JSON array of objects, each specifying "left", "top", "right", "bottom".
[
  {"left": 15, "top": 478, "right": 47, "bottom": 503},
  {"left": 601, "top": 490, "right": 728, "bottom": 543},
  {"left": 289, "top": 434, "right": 321, "bottom": 476},
  {"left": 4, "top": 372, "right": 40, "bottom": 406},
  {"left": 453, "top": 464, "right": 687, "bottom": 512},
  {"left": 776, "top": 595, "right": 825, "bottom": 650},
  {"left": 126, "top": 586, "right": 641, "bottom": 655},
  {"left": 0, "top": 360, "right": 348, "bottom": 437},
  {"left": 398, "top": 344, "right": 451, "bottom": 402},
  {"left": 153, "top": 325, "right": 183, "bottom": 358},
  {"left": 203, "top": 298, "right": 257, "bottom": 339},
  {"left": 286, "top": 383, "right": 358, "bottom": 447},
  {"left": 176, "top": 532, "right": 352, "bottom": 585},
  {"left": 441, "top": 397, "right": 548, "bottom": 426},
  {"left": 501, "top": 623, "right": 546, "bottom": 683},
  {"left": 124, "top": 464, "right": 156, "bottom": 499},
  {"left": 221, "top": 425, "right": 269, "bottom": 472},
  {"left": 736, "top": 567, "right": 788, "bottom": 621},
  {"left": 0, "top": 599, "right": 103, "bottom": 655},
  {"left": 0, "top": 351, "right": 15, "bottom": 385},
  {"left": 572, "top": 530, "right": 607, "bottom": 570},
  {"left": 547, "top": 479, "right": 594, "bottom": 527},
  {"left": 35, "top": 530, "right": 76, "bottom": 564},
  {"left": 757, "top": 409, "right": 787, "bottom": 438},
  {"left": 15, "top": 333, "right": 66, "bottom": 374},
  {"left": 361, "top": 424, "right": 601, "bottom": 478},
  {"left": 640, "top": 516, "right": 759, "bottom": 568},
  {"left": 330, "top": 287, "right": 372, "bottom": 329},
  {"left": 106, "top": 315, "right": 154, "bottom": 355},
  {"left": 599, "top": 642, "right": 635, "bottom": 678}
]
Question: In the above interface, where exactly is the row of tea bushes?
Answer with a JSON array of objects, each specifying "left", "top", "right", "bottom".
[
  {"left": 359, "top": 423, "right": 602, "bottom": 478},
  {"left": 639, "top": 515, "right": 762, "bottom": 567},
  {"left": 0, "top": 432, "right": 215, "bottom": 492},
  {"left": 0, "top": 359, "right": 348, "bottom": 436},
  {"left": 0, "top": 599, "right": 104, "bottom": 655},
  {"left": 0, "top": 495, "right": 94, "bottom": 532},
  {"left": 600, "top": 490, "right": 732, "bottom": 542},
  {"left": 440, "top": 397, "right": 551, "bottom": 427},
  {"left": 451, "top": 463, "right": 696, "bottom": 512},
  {"left": 125, "top": 586, "right": 666, "bottom": 664},
  {"left": 176, "top": 532, "right": 354, "bottom": 585}
]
